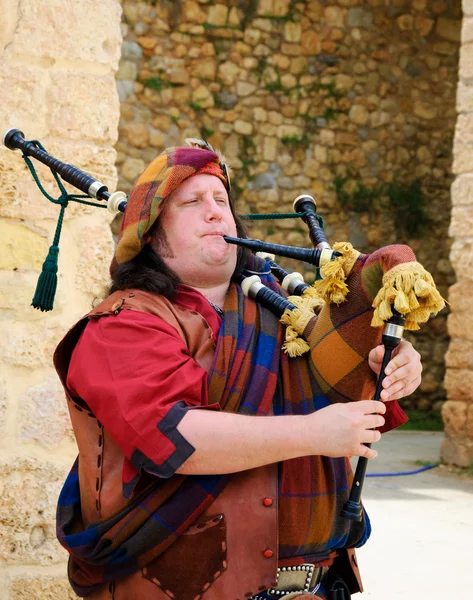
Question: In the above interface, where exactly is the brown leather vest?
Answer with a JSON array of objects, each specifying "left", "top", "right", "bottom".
[{"left": 54, "top": 290, "right": 278, "bottom": 600}]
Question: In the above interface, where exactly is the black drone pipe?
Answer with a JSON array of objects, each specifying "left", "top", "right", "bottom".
[
  {"left": 293, "top": 195, "right": 331, "bottom": 250},
  {"left": 255, "top": 252, "right": 311, "bottom": 297},
  {"left": 224, "top": 235, "right": 340, "bottom": 267},
  {"left": 3, "top": 128, "right": 113, "bottom": 203},
  {"left": 340, "top": 309, "right": 406, "bottom": 521},
  {"left": 236, "top": 273, "right": 296, "bottom": 317}
]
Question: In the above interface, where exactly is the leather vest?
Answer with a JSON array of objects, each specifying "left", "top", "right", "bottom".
[{"left": 54, "top": 289, "right": 278, "bottom": 600}]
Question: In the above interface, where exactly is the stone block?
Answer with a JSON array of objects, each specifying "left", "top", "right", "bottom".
[
  {"left": 6, "top": 0, "right": 121, "bottom": 69},
  {"left": 436, "top": 18, "right": 462, "bottom": 42},
  {"left": 116, "top": 60, "right": 138, "bottom": 81},
  {"left": 75, "top": 225, "right": 114, "bottom": 300},
  {"left": 301, "top": 31, "right": 322, "bottom": 55},
  {"left": 413, "top": 101, "right": 438, "bottom": 120},
  {"left": 1, "top": 321, "right": 65, "bottom": 369},
  {"left": 284, "top": 22, "right": 301, "bottom": 43},
  {"left": 450, "top": 239, "right": 473, "bottom": 278},
  {"left": 234, "top": 120, "right": 253, "bottom": 135},
  {"left": 459, "top": 43, "right": 473, "bottom": 80},
  {"left": 465, "top": 0, "right": 473, "bottom": 16},
  {"left": 445, "top": 369, "right": 473, "bottom": 402},
  {"left": 324, "top": 6, "right": 346, "bottom": 27},
  {"left": 18, "top": 377, "right": 75, "bottom": 449},
  {"left": 442, "top": 399, "right": 467, "bottom": 434},
  {"left": 262, "top": 137, "right": 278, "bottom": 162},
  {"left": 452, "top": 140, "right": 473, "bottom": 174},
  {"left": 446, "top": 339, "right": 473, "bottom": 369},
  {"left": 456, "top": 83, "right": 473, "bottom": 113},
  {"left": 0, "top": 377, "right": 6, "bottom": 436},
  {"left": 449, "top": 205, "right": 473, "bottom": 237},
  {"left": 440, "top": 435, "right": 473, "bottom": 467},
  {"left": 48, "top": 71, "right": 120, "bottom": 145},
  {"left": 0, "top": 220, "right": 49, "bottom": 271},
  {"left": 207, "top": 4, "right": 228, "bottom": 26},
  {"left": 0, "top": 457, "right": 70, "bottom": 565},
  {"left": 467, "top": 404, "right": 473, "bottom": 439},
  {"left": 448, "top": 280, "right": 473, "bottom": 311},
  {"left": 281, "top": 74, "right": 297, "bottom": 89},
  {"left": 415, "top": 16, "right": 434, "bottom": 37},
  {"left": 454, "top": 113, "right": 473, "bottom": 145},
  {"left": 304, "top": 1, "right": 324, "bottom": 21},
  {"left": 191, "top": 85, "right": 214, "bottom": 109},
  {"left": 0, "top": 271, "right": 49, "bottom": 322},
  {"left": 348, "top": 8, "right": 373, "bottom": 28},
  {"left": 218, "top": 61, "right": 240, "bottom": 86},
  {"left": 349, "top": 105, "right": 369, "bottom": 126},
  {"left": 9, "top": 573, "right": 78, "bottom": 600},
  {"left": 451, "top": 174, "right": 473, "bottom": 206},
  {"left": 0, "top": 64, "right": 48, "bottom": 137},
  {"left": 236, "top": 81, "right": 257, "bottom": 97},
  {"left": 125, "top": 123, "right": 149, "bottom": 149},
  {"left": 448, "top": 312, "right": 473, "bottom": 341},
  {"left": 462, "top": 17, "right": 473, "bottom": 43},
  {"left": 192, "top": 59, "right": 217, "bottom": 81}
]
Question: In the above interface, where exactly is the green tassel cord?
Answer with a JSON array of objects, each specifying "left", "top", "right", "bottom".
[
  {"left": 31, "top": 244, "right": 60, "bottom": 311},
  {"left": 20, "top": 140, "right": 107, "bottom": 312}
]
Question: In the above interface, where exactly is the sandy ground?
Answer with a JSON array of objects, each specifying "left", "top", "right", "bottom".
[{"left": 355, "top": 431, "right": 473, "bottom": 599}]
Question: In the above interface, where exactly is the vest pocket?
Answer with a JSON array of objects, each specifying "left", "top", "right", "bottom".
[{"left": 142, "top": 513, "right": 227, "bottom": 600}]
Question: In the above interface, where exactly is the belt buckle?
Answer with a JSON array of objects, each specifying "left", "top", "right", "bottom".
[{"left": 267, "top": 564, "right": 317, "bottom": 596}]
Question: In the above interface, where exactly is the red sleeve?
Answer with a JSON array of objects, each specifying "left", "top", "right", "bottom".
[
  {"left": 379, "top": 400, "right": 408, "bottom": 433},
  {"left": 66, "top": 309, "right": 220, "bottom": 486}
]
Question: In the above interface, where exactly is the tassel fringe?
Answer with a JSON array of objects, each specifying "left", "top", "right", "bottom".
[
  {"left": 371, "top": 261, "right": 446, "bottom": 330},
  {"left": 31, "top": 245, "right": 59, "bottom": 312},
  {"left": 280, "top": 293, "right": 323, "bottom": 357},
  {"left": 312, "top": 242, "right": 360, "bottom": 304}
]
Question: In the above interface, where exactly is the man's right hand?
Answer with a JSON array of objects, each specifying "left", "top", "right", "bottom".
[{"left": 306, "top": 400, "right": 386, "bottom": 459}]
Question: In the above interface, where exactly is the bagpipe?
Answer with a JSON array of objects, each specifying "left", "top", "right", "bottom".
[{"left": 3, "top": 128, "right": 445, "bottom": 519}]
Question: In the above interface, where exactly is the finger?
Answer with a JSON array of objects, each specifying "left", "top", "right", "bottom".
[
  {"left": 368, "top": 345, "right": 385, "bottom": 375},
  {"left": 385, "top": 341, "right": 420, "bottom": 376},
  {"left": 382, "top": 360, "right": 419, "bottom": 388},
  {"left": 383, "top": 376, "right": 422, "bottom": 401},
  {"left": 358, "top": 444, "right": 378, "bottom": 459},
  {"left": 366, "top": 414, "right": 385, "bottom": 429},
  {"left": 362, "top": 400, "right": 386, "bottom": 414},
  {"left": 369, "top": 345, "right": 384, "bottom": 363},
  {"left": 361, "top": 429, "right": 382, "bottom": 445}
]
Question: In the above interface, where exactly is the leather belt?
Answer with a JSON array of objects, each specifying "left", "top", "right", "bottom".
[{"left": 253, "top": 564, "right": 329, "bottom": 598}]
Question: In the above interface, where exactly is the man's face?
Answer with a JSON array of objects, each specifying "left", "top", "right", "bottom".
[{"left": 150, "top": 173, "right": 238, "bottom": 287}]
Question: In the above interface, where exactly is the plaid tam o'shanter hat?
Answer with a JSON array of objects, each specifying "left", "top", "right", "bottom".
[{"left": 111, "top": 139, "right": 231, "bottom": 272}]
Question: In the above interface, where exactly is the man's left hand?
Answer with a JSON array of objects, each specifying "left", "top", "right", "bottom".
[{"left": 368, "top": 339, "right": 422, "bottom": 401}]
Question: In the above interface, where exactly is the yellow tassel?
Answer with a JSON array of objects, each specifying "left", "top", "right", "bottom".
[
  {"left": 313, "top": 242, "right": 360, "bottom": 304},
  {"left": 378, "top": 298, "right": 393, "bottom": 321},
  {"left": 371, "top": 261, "right": 446, "bottom": 330},
  {"left": 394, "top": 290, "right": 410, "bottom": 313},
  {"left": 283, "top": 336, "right": 310, "bottom": 357},
  {"left": 279, "top": 294, "right": 321, "bottom": 356},
  {"left": 414, "top": 278, "right": 433, "bottom": 297}
]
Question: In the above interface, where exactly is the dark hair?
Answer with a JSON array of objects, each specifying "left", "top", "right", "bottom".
[{"left": 109, "top": 200, "right": 250, "bottom": 300}]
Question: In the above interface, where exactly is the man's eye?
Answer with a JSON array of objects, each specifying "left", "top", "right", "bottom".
[{"left": 215, "top": 197, "right": 227, "bottom": 204}]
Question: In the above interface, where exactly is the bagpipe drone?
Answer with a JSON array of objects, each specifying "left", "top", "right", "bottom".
[{"left": 3, "top": 128, "right": 446, "bottom": 520}]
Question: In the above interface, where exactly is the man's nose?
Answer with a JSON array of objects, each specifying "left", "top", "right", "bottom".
[{"left": 204, "top": 195, "right": 224, "bottom": 220}]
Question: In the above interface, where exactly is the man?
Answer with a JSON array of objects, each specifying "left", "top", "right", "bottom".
[{"left": 54, "top": 142, "right": 422, "bottom": 600}]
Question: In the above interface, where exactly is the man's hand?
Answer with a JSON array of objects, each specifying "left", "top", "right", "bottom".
[
  {"left": 368, "top": 339, "right": 422, "bottom": 401},
  {"left": 307, "top": 400, "right": 386, "bottom": 459}
]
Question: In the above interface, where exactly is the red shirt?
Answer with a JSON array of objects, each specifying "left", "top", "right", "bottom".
[{"left": 67, "top": 286, "right": 222, "bottom": 486}]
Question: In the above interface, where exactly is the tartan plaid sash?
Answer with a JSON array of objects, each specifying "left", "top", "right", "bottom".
[{"left": 57, "top": 258, "right": 377, "bottom": 596}]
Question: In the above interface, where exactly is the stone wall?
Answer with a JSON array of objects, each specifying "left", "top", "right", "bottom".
[
  {"left": 443, "top": 0, "right": 473, "bottom": 466},
  {"left": 116, "top": 0, "right": 461, "bottom": 413},
  {"left": 0, "top": 0, "right": 122, "bottom": 596}
]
